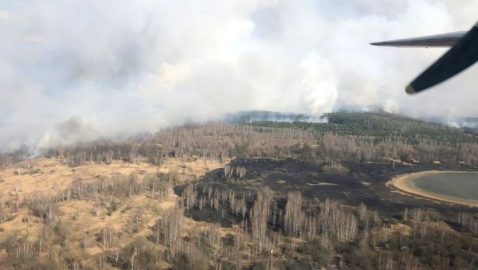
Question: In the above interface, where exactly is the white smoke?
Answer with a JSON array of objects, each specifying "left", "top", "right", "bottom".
[
  {"left": 0, "top": 0, "right": 478, "bottom": 151},
  {"left": 38, "top": 117, "right": 99, "bottom": 150}
]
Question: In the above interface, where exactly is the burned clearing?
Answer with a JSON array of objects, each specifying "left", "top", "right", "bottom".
[
  {"left": 1, "top": 112, "right": 478, "bottom": 269},
  {"left": 178, "top": 157, "right": 478, "bottom": 227}
]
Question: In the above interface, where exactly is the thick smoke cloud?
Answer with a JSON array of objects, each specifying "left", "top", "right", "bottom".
[{"left": 0, "top": 0, "right": 477, "bottom": 151}]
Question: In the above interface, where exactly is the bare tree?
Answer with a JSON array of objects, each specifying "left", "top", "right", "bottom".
[
  {"left": 250, "top": 187, "right": 273, "bottom": 253},
  {"left": 284, "top": 191, "right": 305, "bottom": 237}
]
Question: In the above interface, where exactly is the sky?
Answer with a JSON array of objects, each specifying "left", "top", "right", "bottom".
[{"left": 0, "top": 0, "right": 478, "bottom": 152}]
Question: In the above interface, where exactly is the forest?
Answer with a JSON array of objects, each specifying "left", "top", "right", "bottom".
[
  {"left": 0, "top": 111, "right": 477, "bottom": 269},
  {"left": 1, "top": 111, "right": 475, "bottom": 169}
]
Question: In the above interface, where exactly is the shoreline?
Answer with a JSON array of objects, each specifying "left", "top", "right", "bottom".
[{"left": 387, "top": 170, "right": 478, "bottom": 208}]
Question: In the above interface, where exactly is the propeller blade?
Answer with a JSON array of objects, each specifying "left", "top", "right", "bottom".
[
  {"left": 407, "top": 22, "right": 478, "bottom": 94},
  {"left": 371, "top": 31, "right": 465, "bottom": 48}
]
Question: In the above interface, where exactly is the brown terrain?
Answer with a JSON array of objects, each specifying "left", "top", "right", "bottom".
[{"left": 0, "top": 157, "right": 228, "bottom": 268}]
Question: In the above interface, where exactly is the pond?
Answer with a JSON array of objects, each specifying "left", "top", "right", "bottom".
[{"left": 412, "top": 172, "right": 478, "bottom": 202}]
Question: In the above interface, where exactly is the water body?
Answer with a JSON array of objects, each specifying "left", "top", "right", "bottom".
[{"left": 412, "top": 172, "right": 478, "bottom": 202}]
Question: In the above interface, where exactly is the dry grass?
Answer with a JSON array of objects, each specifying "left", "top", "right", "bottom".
[
  {"left": 0, "top": 157, "right": 224, "bottom": 200},
  {"left": 0, "top": 157, "right": 227, "bottom": 268}
]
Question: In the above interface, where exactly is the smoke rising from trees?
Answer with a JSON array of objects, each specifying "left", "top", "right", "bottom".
[{"left": 1, "top": 0, "right": 477, "bottom": 151}]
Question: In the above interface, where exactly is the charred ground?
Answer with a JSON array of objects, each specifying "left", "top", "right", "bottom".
[
  {"left": 178, "top": 156, "right": 476, "bottom": 224},
  {"left": 0, "top": 111, "right": 478, "bottom": 269}
]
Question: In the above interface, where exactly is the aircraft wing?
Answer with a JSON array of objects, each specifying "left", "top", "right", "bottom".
[
  {"left": 371, "top": 31, "right": 466, "bottom": 47},
  {"left": 405, "top": 24, "right": 478, "bottom": 93},
  {"left": 372, "top": 23, "right": 478, "bottom": 94}
]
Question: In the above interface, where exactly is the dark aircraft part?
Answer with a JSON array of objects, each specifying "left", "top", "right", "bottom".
[
  {"left": 371, "top": 31, "right": 465, "bottom": 47},
  {"left": 406, "top": 23, "right": 478, "bottom": 94}
]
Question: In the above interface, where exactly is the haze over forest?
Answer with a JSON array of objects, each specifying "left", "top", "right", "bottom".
[
  {"left": 1, "top": 0, "right": 478, "bottom": 152},
  {"left": 3, "top": 2, "right": 478, "bottom": 269}
]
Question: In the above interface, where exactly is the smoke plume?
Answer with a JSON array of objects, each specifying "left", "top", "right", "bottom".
[{"left": 1, "top": 0, "right": 477, "bottom": 151}]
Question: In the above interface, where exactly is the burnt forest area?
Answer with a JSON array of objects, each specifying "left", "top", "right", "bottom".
[{"left": 1, "top": 111, "right": 478, "bottom": 269}]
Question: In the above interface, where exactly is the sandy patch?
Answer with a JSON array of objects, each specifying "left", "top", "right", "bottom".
[
  {"left": 0, "top": 157, "right": 225, "bottom": 202},
  {"left": 0, "top": 157, "right": 225, "bottom": 252},
  {"left": 387, "top": 171, "right": 478, "bottom": 207},
  {"left": 306, "top": 182, "right": 337, "bottom": 186}
]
